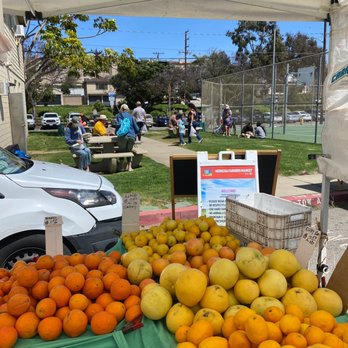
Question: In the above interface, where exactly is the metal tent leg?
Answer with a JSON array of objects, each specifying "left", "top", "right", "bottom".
[{"left": 317, "top": 175, "right": 330, "bottom": 286}]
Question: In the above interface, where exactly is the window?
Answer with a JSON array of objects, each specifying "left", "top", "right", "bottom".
[{"left": 96, "top": 83, "right": 107, "bottom": 90}]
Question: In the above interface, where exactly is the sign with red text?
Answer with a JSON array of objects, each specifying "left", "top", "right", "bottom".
[{"left": 197, "top": 151, "right": 259, "bottom": 225}]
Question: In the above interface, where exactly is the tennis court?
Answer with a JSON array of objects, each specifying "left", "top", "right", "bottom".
[{"left": 264, "top": 122, "right": 324, "bottom": 144}]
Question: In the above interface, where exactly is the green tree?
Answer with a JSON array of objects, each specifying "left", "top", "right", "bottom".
[
  {"left": 226, "top": 21, "right": 287, "bottom": 69},
  {"left": 24, "top": 15, "right": 133, "bottom": 113},
  {"left": 110, "top": 59, "right": 166, "bottom": 108}
]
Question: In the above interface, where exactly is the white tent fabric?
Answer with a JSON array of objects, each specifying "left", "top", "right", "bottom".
[
  {"left": 3, "top": 0, "right": 330, "bottom": 22},
  {"left": 317, "top": 0, "right": 348, "bottom": 183}
]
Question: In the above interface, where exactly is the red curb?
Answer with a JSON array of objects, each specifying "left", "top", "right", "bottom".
[{"left": 139, "top": 191, "right": 348, "bottom": 228}]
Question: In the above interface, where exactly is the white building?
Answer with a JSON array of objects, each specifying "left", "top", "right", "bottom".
[{"left": 0, "top": 2, "right": 27, "bottom": 150}]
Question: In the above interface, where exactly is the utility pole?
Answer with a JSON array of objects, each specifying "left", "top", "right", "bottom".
[
  {"left": 184, "top": 30, "right": 189, "bottom": 102},
  {"left": 153, "top": 52, "right": 163, "bottom": 61}
]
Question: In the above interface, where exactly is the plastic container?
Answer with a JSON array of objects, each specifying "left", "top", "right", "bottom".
[{"left": 226, "top": 193, "right": 312, "bottom": 251}]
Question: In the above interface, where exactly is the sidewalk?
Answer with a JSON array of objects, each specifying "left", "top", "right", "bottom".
[{"left": 138, "top": 137, "right": 348, "bottom": 226}]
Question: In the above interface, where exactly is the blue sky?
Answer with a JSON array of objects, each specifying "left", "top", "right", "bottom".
[{"left": 78, "top": 17, "right": 328, "bottom": 61}]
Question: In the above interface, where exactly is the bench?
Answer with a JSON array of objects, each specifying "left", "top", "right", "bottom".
[
  {"left": 92, "top": 152, "right": 134, "bottom": 173},
  {"left": 88, "top": 146, "right": 103, "bottom": 154},
  {"left": 132, "top": 148, "right": 148, "bottom": 168}
]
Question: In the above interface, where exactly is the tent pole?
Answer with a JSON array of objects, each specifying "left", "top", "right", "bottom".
[{"left": 317, "top": 175, "right": 330, "bottom": 286}]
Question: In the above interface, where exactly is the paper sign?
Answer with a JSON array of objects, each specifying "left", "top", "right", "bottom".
[
  {"left": 197, "top": 151, "right": 259, "bottom": 225},
  {"left": 44, "top": 216, "right": 63, "bottom": 256},
  {"left": 122, "top": 193, "right": 140, "bottom": 233},
  {"left": 295, "top": 224, "right": 321, "bottom": 268}
]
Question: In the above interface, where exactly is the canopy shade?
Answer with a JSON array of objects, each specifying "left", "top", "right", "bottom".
[{"left": 4, "top": 0, "right": 330, "bottom": 21}]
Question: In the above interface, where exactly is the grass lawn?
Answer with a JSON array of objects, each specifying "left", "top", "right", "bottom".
[{"left": 27, "top": 130, "right": 322, "bottom": 209}]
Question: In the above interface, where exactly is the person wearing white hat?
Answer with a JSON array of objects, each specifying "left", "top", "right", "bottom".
[{"left": 92, "top": 114, "right": 114, "bottom": 136}]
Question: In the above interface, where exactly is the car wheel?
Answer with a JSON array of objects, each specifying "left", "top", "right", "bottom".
[{"left": 0, "top": 234, "right": 72, "bottom": 269}]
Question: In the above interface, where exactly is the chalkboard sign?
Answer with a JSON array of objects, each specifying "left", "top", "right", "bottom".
[{"left": 170, "top": 150, "right": 281, "bottom": 218}]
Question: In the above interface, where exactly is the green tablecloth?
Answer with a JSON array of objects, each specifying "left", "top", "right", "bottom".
[{"left": 16, "top": 239, "right": 176, "bottom": 348}]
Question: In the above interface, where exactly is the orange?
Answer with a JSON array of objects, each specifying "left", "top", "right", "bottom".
[
  {"left": 228, "top": 330, "right": 252, "bottom": 348},
  {"left": 31, "top": 280, "right": 49, "bottom": 300},
  {"left": 38, "top": 316, "right": 63, "bottom": 341},
  {"left": 102, "top": 272, "right": 120, "bottom": 291},
  {"left": 6, "top": 293, "right": 31, "bottom": 317},
  {"left": 266, "top": 321, "right": 283, "bottom": 343},
  {"left": 86, "top": 269, "right": 104, "bottom": 279},
  {"left": 125, "top": 304, "right": 142, "bottom": 322},
  {"left": 124, "top": 295, "right": 141, "bottom": 309},
  {"left": 49, "top": 284, "right": 71, "bottom": 308},
  {"left": 187, "top": 319, "right": 214, "bottom": 346},
  {"left": 170, "top": 251, "right": 187, "bottom": 265},
  {"left": 82, "top": 277, "right": 104, "bottom": 300},
  {"left": 98, "top": 257, "right": 115, "bottom": 274},
  {"left": 105, "top": 301, "right": 126, "bottom": 322},
  {"left": 139, "top": 278, "right": 156, "bottom": 291},
  {"left": 0, "top": 313, "right": 16, "bottom": 328},
  {"left": 202, "top": 248, "right": 219, "bottom": 264},
  {"left": 263, "top": 306, "right": 284, "bottom": 323},
  {"left": 8, "top": 286, "right": 28, "bottom": 298},
  {"left": 130, "top": 284, "right": 141, "bottom": 296},
  {"left": 15, "top": 266, "right": 39, "bottom": 288},
  {"left": 175, "top": 325, "right": 190, "bottom": 343},
  {"left": 106, "top": 264, "right": 127, "bottom": 279},
  {"left": 84, "top": 253, "right": 103, "bottom": 270},
  {"left": 322, "top": 332, "right": 344, "bottom": 348},
  {"left": 309, "top": 310, "right": 335, "bottom": 332},
  {"left": 69, "top": 293, "right": 89, "bottom": 311},
  {"left": 68, "top": 253, "right": 85, "bottom": 266},
  {"left": 60, "top": 266, "right": 76, "bottom": 278},
  {"left": 63, "top": 309, "right": 88, "bottom": 338},
  {"left": 190, "top": 256, "right": 204, "bottom": 269},
  {"left": 108, "top": 251, "right": 122, "bottom": 263},
  {"left": 234, "top": 307, "right": 256, "bottom": 330},
  {"left": 0, "top": 326, "right": 18, "bottom": 348},
  {"left": 15, "top": 311, "right": 40, "bottom": 338},
  {"left": 64, "top": 272, "right": 85, "bottom": 292},
  {"left": 95, "top": 293, "right": 114, "bottom": 309},
  {"left": 258, "top": 340, "right": 281, "bottom": 348},
  {"left": 283, "top": 332, "right": 307, "bottom": 348},
  {"left": 151, "top": 258, "right": 170, "bottom": 276},
  {"left": 219, "top": 246, "right": 235, "bottom": 260},
  {"left": 36, "top": 297, "right": 57, "bottom": 319},
  {"left": 84, "top": 303, "right": 104, "bottom": 323},
  {"left": 55, "top": 306, "right": 70, "bottom": 321},
  {"left": 47, "top": 276, "right": 65, "bottom": 292},
  {"left": 37, "top": 269, "right": 50, "bottom": 282},
  {"left": 279, "top": 314, "right": 301, "bottom": 335},
  {"left": 90, "top": 310, "right": 117, "bottom": 335},
  {"left": 110, "top": 278, "right": 131, "bottom": 301},
  {"left": 221, "top": 315, "right": 237, "bottom": 338},
  {"left": 74, "top": 264, "right": 89, "bottom": 277},
  {"left": 304, "top": 325, "right": 325, "bottom": 345},
  {"left": 285, "top": 304, "right": 304, "bottom": 323}
]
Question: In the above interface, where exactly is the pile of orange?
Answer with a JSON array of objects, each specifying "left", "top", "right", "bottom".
[
  {"left": 175, "top": 304, "right": 348, "bottom": 348},
  {"left": 0, "top": 250, "right": 143, "bottom": 347}
]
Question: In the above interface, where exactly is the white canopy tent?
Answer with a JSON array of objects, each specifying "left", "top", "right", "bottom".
[{"left": 3, "top": 0, "right": 347, "bottom": 266}]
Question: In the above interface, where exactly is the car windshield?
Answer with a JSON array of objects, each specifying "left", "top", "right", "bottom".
[
  {"left": 44, "top": 114, "right": 57, "bottom": 118},
  {"left": 27, "top": 115, "right": 33, "bottom": 119},
  {"left": 0, "top": 148, "right": 29, "bottom": 174}
]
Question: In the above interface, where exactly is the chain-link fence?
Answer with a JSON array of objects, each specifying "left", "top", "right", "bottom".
[{"left": 201, "top": 53, "right": 325, "bottom": 143}]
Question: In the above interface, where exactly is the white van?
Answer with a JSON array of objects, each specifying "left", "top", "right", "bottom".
[{"left": 0, "top": 147, "right": 122, "bottom": 268}]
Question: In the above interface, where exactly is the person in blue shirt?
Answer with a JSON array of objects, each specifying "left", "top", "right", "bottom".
[
  {"left": 116, "top": 104, "right": 140, "bottom": 171},
  {"left": 177, "top": 114, "right": 186, "bottom": 146},
  {"left": 255, "top": 122, "right": 266, "bottom": 139},
  {"left": 65, "top": 116, "right": 91, "bottom": 171}
]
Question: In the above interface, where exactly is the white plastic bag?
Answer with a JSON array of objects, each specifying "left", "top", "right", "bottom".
[
  {"left": 141, "top": 124, "right": 148, "bottom": 134},
  {"left": 189, "top": 126, "right": 197, "bottom": 137}
]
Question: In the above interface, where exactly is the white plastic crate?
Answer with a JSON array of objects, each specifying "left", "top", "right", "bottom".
[{"left": 226, "top": 193, "right": 312, "bottom": 251}]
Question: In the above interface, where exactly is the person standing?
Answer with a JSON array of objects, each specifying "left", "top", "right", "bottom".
[
  {"left": 117, "top": 104, "right": 140, "bottom": 172},
  {"left": 177, "top": 114, "right": 186, "bottom": 146},
  {"left": 132, "top": 101, "right": 146, "bottom": 142},
  {"left": 187, "top": 103, "right": 203, "bottom": 144},
  {"left": 222, "top": 105, "right": 232, "bottom": 136},
  {"left": 65, "top": 116, "right": 91, "bottom": 171}
]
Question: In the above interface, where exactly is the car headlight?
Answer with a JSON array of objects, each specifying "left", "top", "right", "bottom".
[{"left": 44, "top": 188, "right": 117, "bottom": 208}]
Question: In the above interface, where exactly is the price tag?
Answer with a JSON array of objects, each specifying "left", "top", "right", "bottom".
[
  {"left": 44, "top": 216, "right": 63, "bottom": 256},
  {"left": 122, "top": 193, "right": 140, "bottom": 233},
  {"left": 295, "top": 224, "right": 321, "bottom": 268}
]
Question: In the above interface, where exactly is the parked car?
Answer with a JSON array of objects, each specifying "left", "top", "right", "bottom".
[
  {"left": 66, "top": 112, "right": 82, "bottom": 123},
  {"left": 291, "top": 110, "right": 312, "bottom": 122},
  {"left": 41, "top": 112, "right": 61, "bottom": 129},
  {"left": 262, "top": 112, "right": 283, "bottom": 123},
  {"left": 145, "top": 114, "right": 154, "bottom": 128},
  {"left": 27, "top": 114, "right": 36, "bottom": 130},
  {"left": 155, "top": 115, "right": 169, "bottom": 127},
  {"left": 287, "top": 112, "right": 301, "bottom": 123},
  {"left": 0, "top": 146, "right": 122, "bottom": 268}
]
